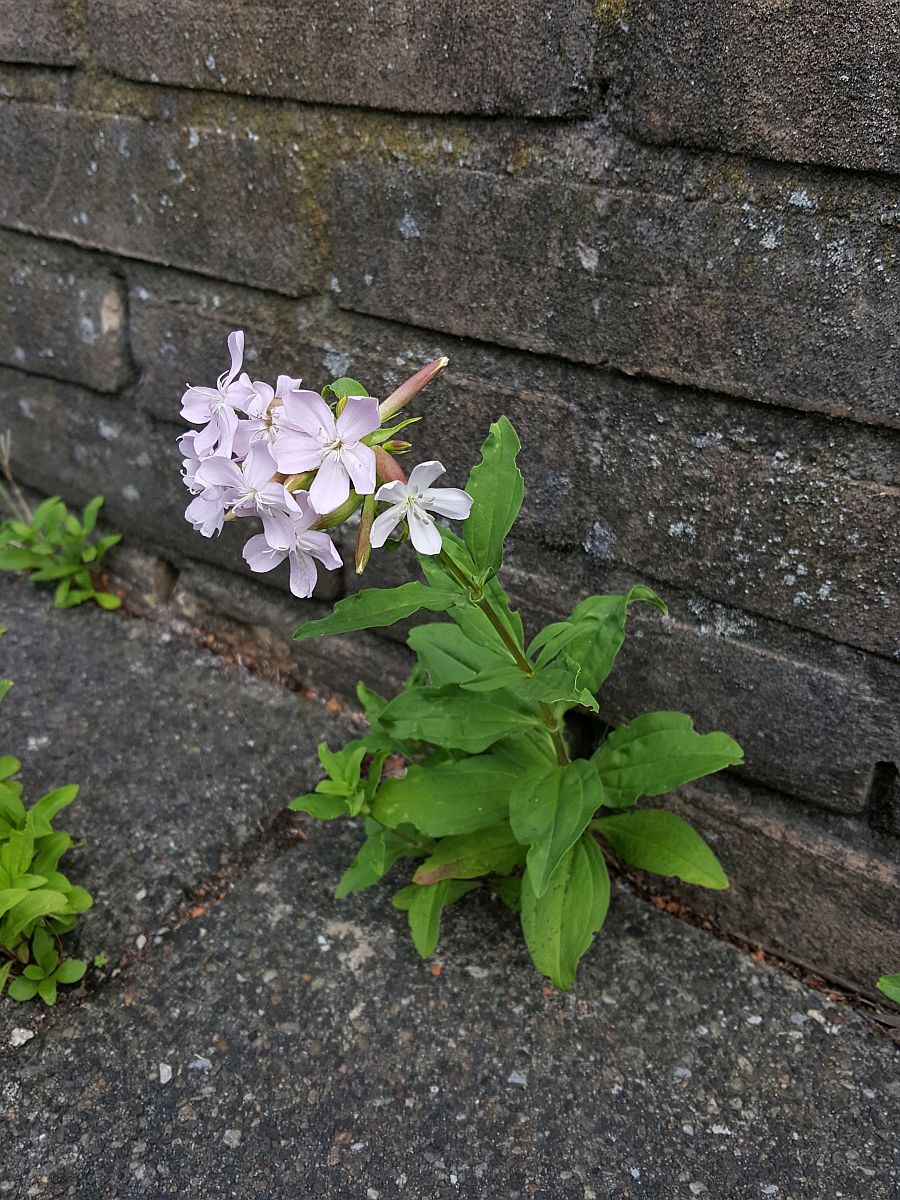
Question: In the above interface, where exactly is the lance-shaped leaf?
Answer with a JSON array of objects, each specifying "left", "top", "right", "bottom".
[
  {"left": 877, "top": 974, "right": 900, "bottom": 1004},
  {"left": 408, "top": 624, "right": 509, "bottom": 687},
  {"left": 393, "top": 878, "right": 478, "bottom": 958},
  {"left": 520, "top": 834, "right": 610, "bottom": 991},
  {"left": 413, "top": 824, "right": 525, "bottom": 885},
  {"left": 530, "top": 586, "right": 668, "bottom": 696},
  {"left": 592, "top": 711, "right": 743, "bottom": 807},
  {"left": 373, "top": 755, "right": 517, "bottom": 836},
  {"left": 592, "top": 809, "right": 728, "bottom": 889},
  {"left": 294, "top": 582, "right": 459, "bottom": 642},
  {"left": 510, "top": 760, "right": 605, "bottom": 898},
  {"left": 0, "top": 888, "right": 69, "bottom": 944},
  {"left": 378, "top": 685, "right": 538, "bottom": 754},
  {"left": 336, "top": 821, "right": 431, "bottom": 898},
  {"left": 463, "top": 417, "right": 524, "bottom": 584}
]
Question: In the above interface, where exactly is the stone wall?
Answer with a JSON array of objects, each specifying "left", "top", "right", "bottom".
[{"left": 1, "top": 1, "right": 897, "bottom": 993}]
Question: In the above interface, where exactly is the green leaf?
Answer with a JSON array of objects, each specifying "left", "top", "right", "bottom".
[
  {"left": 294, "top": 582, "right": 458, "bottom": 642},
  {"left": 335, "top": 823, "right": 428, "bottom": 898},
  {"left": 413, "top": 824, "right": 525, "bottom": 885},
  {"left": 2, "top": 818, "right": 35, "bottom": 881},
  {"left": 94, "top": 592, "right": 122, "bottom": 611},
  {"left": 0, "top": 548, "right": 42, "bottom": 570},
  {"left": 0, "top": 755, "right": 21, "bottom": 780},
  {"left": 367, "top": 415, "right": 422, "bottom": 445},
  {"left": 464, "top": 416, "right": 524, "bottom": 584},
  {"left": 489, "top": 730, "right": 559, "bottom": 772},
  {"left": 54, "top": 958, "right": 87, "bottom": 985},
  {"left": 29, "top": 785, "right": 79, "bottom": 836},
  {"left": 378, "top": 685, "right": 538, "bottom": 753},
  {"left": 288, "top": 793, "right": 348, "bottom": 819},
  {"left": 322, "top": 377, "right": 368, "bottom": 401},
  {"left": 532, "top": 587, "right": 668, "bottom": 696},
  {"left": 0, "top": 958, "right": 12, "bottom": 995},
  {"left": 60, "top": 885, "right": 93, "bottom": 914},
  {"left": 876, "top": 974, "right": 900, "bottom": 1004},
  {"left": 0, "top": 679, "right": 11, "bottom": 701},
  {"left": 515, "top": 658, "right": 599, "bottom": 712},
  {"left": 30, "top": 832, "right": 73, "bottom": 877},
  {"left": 593, "top": 809, "right": 728, "bottom": 889},
  {"left": 592, "top": 712, "right": 743, "bottom": 807},
  {"left": 407, "top": 624, "right": 508, "bottom": 687},
  {"left": 459, "top": 665, "right": 526, "bottom": 693},
  {"left": 520, "top": 834, "right": 610, "bottom": 991},
  {"left": 373, "top": 756, "right": 517, "bottom": 836},
  {"left": 510, "top": 761, "right": 604, "bottom": 898},
  {"left": 0, "top": 888, "right": 29, "bottom": 918},
  {"left": 0, "top": 889, "right": 70, "bottom": 943},
  {"left": 37, "top": 975, "right": 58, "bottom": 1005},
  {"left": 393, "top": 878, "right": 478, "bottom": 958},
  {"left": 8, "top": 975, "right": 38, "bottom": 1002},
  {"left": 356, "top": 682, "right": 388, "bottom": 723},
  {"left": 81, "top": 496, "right": 104, "bottom": 536},
  {"left": 31, "top": 926, "right": 58, "bottom": 973}
]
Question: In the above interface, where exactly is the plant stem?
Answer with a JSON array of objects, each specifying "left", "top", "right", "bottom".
[{"left": 438, "top": 548, "right": 569, "bottom": 766}]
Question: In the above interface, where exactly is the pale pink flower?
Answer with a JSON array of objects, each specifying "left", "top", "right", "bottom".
[
  {"left": 233, "top": 374, "right": 302, "bottom": 459},
  {"left": 369, "top": 460, "right": 473, "bottom": 555},
  {"left": 185, "top": 487, "right": 228, "bottom": 538},
  {"left": 274, "top": 393, "right": 380, "bottom": 515},
  {"left": 195, "top": 442, "right": 299, "bottom": 548},
  {"left": 242, "top": 493, "right": 342, "bottom": 598},
  {"left": 180, "top": 331, "right": 257, "bottom": 457}
]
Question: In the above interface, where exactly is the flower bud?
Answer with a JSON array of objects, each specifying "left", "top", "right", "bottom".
[
  {"left": 374, "top": 447, "right": 407, "bottom": 485},
  {"left": 382, "top": 439, "right": 412, "bottom": 454},
  {"left": 355, "top": 493, "right": 376, "bottom": 574},
  {"left": 378, "top": 357, "right": 449, "bottom": 421}
]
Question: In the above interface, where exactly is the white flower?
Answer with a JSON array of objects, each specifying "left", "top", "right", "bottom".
[{"left": 369, "top": 460, "right": 473, "bottom": 555}]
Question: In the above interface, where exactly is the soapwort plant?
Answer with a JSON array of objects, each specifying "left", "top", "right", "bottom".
[
  {"left": 0, "top": 631, "right": 92, "bottom": 1004},
  {"left": 179, "top": 333, "right": 743, "bottom": 989},
  {"left": 0, "top": 433, "right": 121, "bottom": 610}
]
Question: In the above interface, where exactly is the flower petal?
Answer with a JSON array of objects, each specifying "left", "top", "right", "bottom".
[
  {"left": 243, "top": 533, "right": 286, "bottom": 574},
  {"left": 240, "top": 379, "right": 274, "bottom": 418},
  {"left": 408, "top": 460, "right": 446, "bottom": 492},
  {"left": 275, "top": 374, "right": 303, "bottom": 398},
  {"left": 225, "top": 330, "right": 244, "bottom": 386},
  {"left": 369, "top": 504, "right": 405, "bottom": 548},
  {"left": 407, "top": 506, "right": 443, "bottom": 555},
  {"left": 336, "top": 395, "right": 380, "bottom": 442},
  {"left": 242, "top": 441, "right": 278, "bottom": 489},
  {"left": 424, "top": 487, "right": 473, "bottom": 520},
  {"left": 340, "top": 442, "right": 376, "bottom": 496},
  {"left": 262, "top": 509, "right": 298, "bottom": 550},
  {"left": 195, "top": 455, "right": 242, "bottom": 489},
  {"left": 280, "top": 390, "right": 336, "bottom": 440},
  {"left": 288, "top": 548, "right": 318, "bottom": 598},
  {"left": 309, "top": 453, "right": 350, "bottom": 514},
  {"left": 299, "top": 530, "right": 343, "bottom": 570},
  {"left": 274, "top": 431, "right": 326, "bottom": 474},
  {"left": 374, "top": 479, "right": 409, "bottom": 505},
  {"left": 180, "top": 386, "right": 219, "bottom": 422}
]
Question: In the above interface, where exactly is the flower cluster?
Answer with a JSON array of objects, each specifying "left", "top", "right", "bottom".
[{"left": 178, "top": 331, "right": 473, "bottom": 597}]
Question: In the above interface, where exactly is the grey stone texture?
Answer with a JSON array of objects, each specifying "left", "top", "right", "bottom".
[
  {"left": 0, "top": 579, "right": 897, "bottom": 1198},
  {"left": 612, "top": 1, "right": 900, "bottom": 175},
  {"left": 0, "top": 1, "right": 78, "bottom": 66},
  {"left": 87, "top": 0, "right": 605, "bottom": 117},
  {"left": 0, "top": 231, "right": 131, "bottom": 392},
  {"left": 0, "top": 4, "right": 898, "bottom": 992}
]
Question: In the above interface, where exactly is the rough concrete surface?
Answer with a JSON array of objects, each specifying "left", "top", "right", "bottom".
[{"left": 0, "top": 576, "right": 897, "bottom": 1199}]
